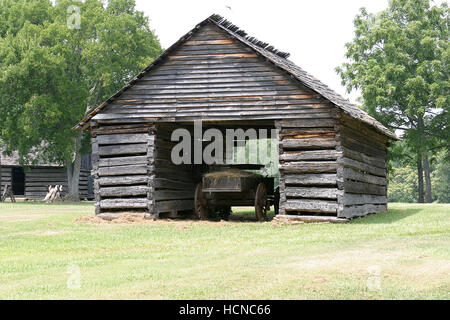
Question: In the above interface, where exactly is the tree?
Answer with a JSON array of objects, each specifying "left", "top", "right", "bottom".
[
  {"left": 337, "top": 0, "right": 449, "bottom": 203},
  {"left": 0, "top": 0, "right": 162, "bottom": 199},
  {"left": 431, "top": 149, "right": 450, "bottom": 203},
  {"left": 387, "top": 144, "right": 449, "bottom": 203}
]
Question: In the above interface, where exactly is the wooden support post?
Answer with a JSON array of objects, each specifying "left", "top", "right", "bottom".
[
  {"left": 334, "top": 124, "right": 345, "bottom": 218},
  {"left": 147, "top": 124, "right": 158, "bottom": 219},
  {"left": 91, "top": 122, "right": 101, "bottom": 215},
  {"left": 275, "top": 120, "right": 286, "bottom": 216},
  {"left": 0, "top": 151, "right": 2, "bottom": 201}
]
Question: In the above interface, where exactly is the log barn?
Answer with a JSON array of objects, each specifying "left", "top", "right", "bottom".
[
  {"left": 75, "top": 15, "right": 398, "bottom": 221},
  {"left": 0, "top": 148, "right": 93, "bottom": 200}
]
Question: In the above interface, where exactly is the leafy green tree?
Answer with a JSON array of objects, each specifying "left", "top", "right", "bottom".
[
  {"left": 337, "top": 0, "right": 449, "bottom": 203},
  {"left": 0, "top": 0, "right": 162, "bottom": 199},
  {"left": 388, "top": 147, "right": 449, "bottom": 203},
  {"left": 388, "top": 165, "right": 419, "bottom": 203}
]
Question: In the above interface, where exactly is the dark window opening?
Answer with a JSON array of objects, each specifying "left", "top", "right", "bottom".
[{"left": 12, "top": 167, "right": 25, "bottom": 195}]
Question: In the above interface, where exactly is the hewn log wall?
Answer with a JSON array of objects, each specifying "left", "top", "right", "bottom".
[
  {"left": 1, "top": 166, "right": 89, "bottom": 200},
  {"left": 24, "top": 167, "right": 89, "bottom": 200},
  {"left": 91, "top": 123, "right": 154, "bottom": 217},
  {"left": 1, "top": 166, "right": 11, "bottom": 191},
  {"left": 338, "top": 113, "right": 388, "bottom": 218},
  {"left": 276, "top": 111, "right": 342, "bottom": 216}
]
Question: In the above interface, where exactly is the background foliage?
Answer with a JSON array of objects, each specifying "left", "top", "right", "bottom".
[
  {"left": 337, "top": 0, "right": 449, "bottom": 203},
  {"left": 0, "top": 0, "right": 162, "bottom": 197}
]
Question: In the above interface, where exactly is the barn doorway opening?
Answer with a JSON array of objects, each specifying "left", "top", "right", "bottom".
[
  {"left": 154, "top": 121, "right": 280, "bottom": 221},
  {"left": 11, "top": 167, "right": 25, "bottom": 195}
]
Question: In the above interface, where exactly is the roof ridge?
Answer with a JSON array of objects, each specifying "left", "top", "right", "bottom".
[{"left": 208, "top": 14, "right": 290, "bottom": 59}]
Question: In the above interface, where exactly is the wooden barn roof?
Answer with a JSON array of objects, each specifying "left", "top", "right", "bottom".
[{"left": 75, "top": 14, "right": 398, "bottom": 140}]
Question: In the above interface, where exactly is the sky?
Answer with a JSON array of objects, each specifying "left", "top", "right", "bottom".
[{"left": 134, "top": 0, "right": 391, "bottom": 104}]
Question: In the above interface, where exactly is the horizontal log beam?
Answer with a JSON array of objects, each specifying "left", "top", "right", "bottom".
[
  {"left": 98, "top": 175, "right": 149, "bottom": 186},
  {"left": 93, "top": 124, "right": 151, "bottom": 136},
  {"left": 97, "top": 133, "right": 149, "bottom": 145},
  {"left": 343, "top": 180, "right": 387, "bottom": 196},
  {"left": 342, "top": 147, "right": 385, "bottom": 169},
  {"left": 280, "top": 162, "right": 338, "bottom": 173},
  {"left": 343, "top": 167, "right": 386, "bottom": 186},
  {"left": 281, "top": 138, "right": 337, "bottom": 149},
  {"left": 97, "top": 212, "right": 153, "bottom": 220},
  {"left": 341, "top": 136, "right": 386, "bottom": 158},
  {"left": 99, "top": 155, "right": 148, "bottom": 167},
  {"left": 99, "top": 143, "right": 147, "bottom": 156},
  {"left": 99, "top": 198, "right": 149, "bottom": 209},
  {"left": 343, "top": 204, "right": 387, "bottom": 218},
  {"left": 275, "top": 215, "right": 348, "bottom": 223},
  {"left": 340, "top": 157, "right": 386, "bottom": 177},
  {"left": 285, "top": 199, "right": 338, "bottom": 214},
  {"left": 283, "top": 174, "right": 337, "bottom": 186},
  {"left": 343, "top": 194, "right": 387, "bottom": 206},
  {"left": 280, "top": 150, "right": 341, "bottom": 161},
  {"left": 285, "top": 187, "right": 339, "bottom": 199},
  {"left": 277, "top": 119, "right": 337, "bottom": 128},
  {"left": 100, "top": 186, "right": 149, "bottom": 197},
  {"left": 98, "top": 165, "right": 148, "bottom": 176}
]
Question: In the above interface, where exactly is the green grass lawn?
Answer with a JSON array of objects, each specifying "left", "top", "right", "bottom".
[{"left": 0, "top": 202, "right": 449, "bottom": 300}]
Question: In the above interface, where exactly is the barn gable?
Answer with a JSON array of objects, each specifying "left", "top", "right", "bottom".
[{"left": 95, "top": 21, "right": 335, "bottom": 123}]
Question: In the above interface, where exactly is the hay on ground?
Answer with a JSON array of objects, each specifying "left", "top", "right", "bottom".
[{"left": 74, "top": 216, "right": 107, "bottom": 224}]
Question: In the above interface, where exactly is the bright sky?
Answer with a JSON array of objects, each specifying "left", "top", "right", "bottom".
[{"left": 134, "top": 0, "right": 391, "bottom": 104}]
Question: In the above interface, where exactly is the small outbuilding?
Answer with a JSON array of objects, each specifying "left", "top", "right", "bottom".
[
  {"left": 75, "top": 15, "right": 398, "bottom": 221},
  {"left": 0, "top": 148, "right": 92, "bottom": 200}
]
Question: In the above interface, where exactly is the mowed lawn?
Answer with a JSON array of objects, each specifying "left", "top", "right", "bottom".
[{"left": 0, "top": 202, "right": 449, "bottom": 300}]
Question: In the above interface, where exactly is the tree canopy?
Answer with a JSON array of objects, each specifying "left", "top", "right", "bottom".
[
  {"left": 0, "top": 0, "right": 162, "bottom": 198},
  {"left": 337, "top": 0, "right": 449, "bottom": 202}
]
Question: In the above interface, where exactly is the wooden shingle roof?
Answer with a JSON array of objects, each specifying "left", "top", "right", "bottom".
[{"left": 75, "top": 14, "right": 398, "bottom": 140}]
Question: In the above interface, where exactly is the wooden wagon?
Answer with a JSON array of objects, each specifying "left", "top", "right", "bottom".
[{"left": 194, "top": 165, "right": 279, "bottom": 221}]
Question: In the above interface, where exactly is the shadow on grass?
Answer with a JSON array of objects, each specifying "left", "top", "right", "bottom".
[
  {"left": 350, "top": 207, "right": 423, "bottom": 225},
  {"left": 177, "top": 208, "right": 276, "bottom": 223}
]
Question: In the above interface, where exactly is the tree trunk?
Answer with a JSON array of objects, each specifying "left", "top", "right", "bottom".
[
  {"left": 423, "top": 152, "right": 432, "bottom": 203},
  {"left": 0, "top": 151, "right": 2, "bottom": 201},
  {"left": 66, "top": 132, "right": 82, "bottom": 201},
  {"left": 417, "top": 152, "right": 424, "bottom": 203}
]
